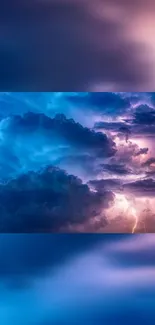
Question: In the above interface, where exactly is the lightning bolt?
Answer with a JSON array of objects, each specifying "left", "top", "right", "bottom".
[
  {"left": 111, "top": 193, "right": 140, "bottom": 233},
  {"left": 131, "top": 207, "right": 138, "bottom": 233}
]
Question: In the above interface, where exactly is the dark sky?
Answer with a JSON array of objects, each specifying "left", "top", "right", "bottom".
[
  {"left": 0, "top": 92, "right": 155, "bottom": 232},
  {"left": 0, "top": 234, "right": 155, "bottom": 325},
  {"left": 0, "top": 0, "right": 155, "bottom": 90}
]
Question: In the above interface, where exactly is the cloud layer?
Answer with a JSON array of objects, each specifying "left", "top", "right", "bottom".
[{"left": 0, "top": 92, "right": 155, "bottom": 232}]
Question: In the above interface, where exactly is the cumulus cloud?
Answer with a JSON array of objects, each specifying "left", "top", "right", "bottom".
[
  {"left": 133, "top": 109, "right": 155, "bottom": 125},
  {"left": 67, "top": 92, "right": 131, "bottom": 116},
  {"left": 0, "top": 166, "right": 115, "bottom": 232},
  {"left": 0, "top": 92, "right": 155, "bottom": 232},
  {"left": 0, "top": 112, "right": 116, "bottom": 181},
  {"left": 7, "top": 112, "right": 116, "bottom": 157}
]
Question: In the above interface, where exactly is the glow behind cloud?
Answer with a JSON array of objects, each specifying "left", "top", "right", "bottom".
[{"left": 0, "top": 92, "right": 155, "bottom": 232}]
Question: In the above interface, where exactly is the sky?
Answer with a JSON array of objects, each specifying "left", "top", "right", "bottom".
[
  {"left": 0, "top": 0, "right": 155, "bottom": 91},
  {"left": 0, "top": 234, "right": 155, "bottom": 325},
  {"left": 0, "top": 92, "right": 155, "bottom": 232}
]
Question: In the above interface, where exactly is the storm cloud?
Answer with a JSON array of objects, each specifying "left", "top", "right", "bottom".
[
  {"left": 0, "top": 166, "right": 114, "bottom": 232},
  {"left": 123, "top": 178, "right": 155, "bottom": 197},
  {"left": 0, "top": 92, "right": 155, "bottom": 232}
]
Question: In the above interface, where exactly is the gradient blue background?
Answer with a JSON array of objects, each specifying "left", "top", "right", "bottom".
[
  {"left": 0, "top": 1, "right": 155, "bottom": 91},
  {"left": 0, "top": 234, "right": 155, "bottom": 324}
]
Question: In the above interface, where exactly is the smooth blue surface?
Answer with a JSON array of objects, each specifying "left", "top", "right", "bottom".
[{"left": 0, "top": 234, "right": 155, "bottom": 324}]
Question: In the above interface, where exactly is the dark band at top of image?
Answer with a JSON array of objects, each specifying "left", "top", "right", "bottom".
[{"left": 0, "top": 0, "right": 155, "bottom": 91}]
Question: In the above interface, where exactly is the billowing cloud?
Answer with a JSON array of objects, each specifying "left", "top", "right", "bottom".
[
  {"left": 6, "top": 112, "right": 116, "bottom": 157},
  {"left": 67, "top": 92, "right": 131, "bottom": 116},
  {"left": 133, "top": 109, "right": 155, "bottom": 125},
  {"left": 0, "top": 92, "right": 155, "bottom": 232},
  {"left": 0, "top": 166, "right": 114, "bottom": 232},
  {"left": 0, "top": 111, "right": 116, "bottom": 181}
]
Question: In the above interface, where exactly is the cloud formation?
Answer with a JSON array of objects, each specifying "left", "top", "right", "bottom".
[
  {"left": 0, "top": 92, "right": 155, "bottom": 232},
  {"left": 0, "top": 166, "right": 114, "bottom": 232}
]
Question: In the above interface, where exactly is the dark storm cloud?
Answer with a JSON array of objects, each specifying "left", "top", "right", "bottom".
[
  {"left": 142, "top": 157, "right": 155, "bottom": 167},
  {"left": 94, "top": 121, "right": 125, "bottom": 131},
  {"left": 0, "top": 166, "right": 114, "bottom": 232},
  {"left": 6, "top": 112, "right": 116, "bottom": 157},
  {"left": 0, "top": 0, "right": 153, "bottom": 90},
  {"left": 0, "top": 112, "right": 116, "bottom": 180},
  {"left": 123, "top": 178, "right": 155, "bottom": 197},
  {"left": 89, "top": 178, "right": 122, "bottom": 192},
  {"left": 125, "top": 104, "right": 155, "bottom": 136},
  {"left": 133, "top": 110, "right": 155, "bottom": 125},
  {"left": 67, "top": 92, "right": 131, "bottom": 116},
  {"left": 94, "top": 101, "right": 155, "bottom": 138},
  {"left": 1, "top": 92, "right": 155, "bottom": 233},
  {"left": 135, "top": 147, "right": 148, "bottom": 156},
  {"left": 100, "top": 163, "right": 131, "bottom": 175},
  {"left": 135, "top": 104, "right": 154, "bottom": 113},
  {"left": 130, "top": 125, "right": 155, "bottom": 137}
]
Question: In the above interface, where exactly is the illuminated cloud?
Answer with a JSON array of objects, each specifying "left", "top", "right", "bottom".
[{"left": 0, "top": 92, "right": 155, "bottom": 232}]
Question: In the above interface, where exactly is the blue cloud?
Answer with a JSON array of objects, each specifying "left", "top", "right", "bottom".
[{"left": 0, "top": 92, "right": 155, "bottom": 232}]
